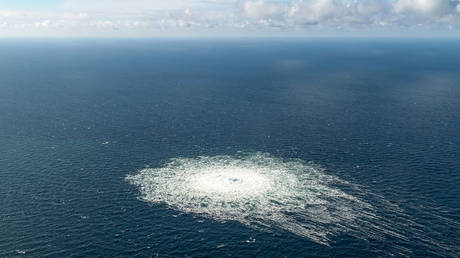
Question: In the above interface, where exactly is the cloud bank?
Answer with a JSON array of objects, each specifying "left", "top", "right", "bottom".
[{"left": 0, "top": 0, "right": 459, "bottom": 36}]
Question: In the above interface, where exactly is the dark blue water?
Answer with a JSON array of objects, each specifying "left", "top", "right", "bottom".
[{"left": 1, "top": 39, "right": 459, "bottom": 257}]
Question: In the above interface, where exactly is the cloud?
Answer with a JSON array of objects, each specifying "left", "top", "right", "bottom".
[
  {"left": 0, "top": 0, "right": 459, "bottom": 36},
  {"left": 394, "top": 0, "right": 453, "bottom": 15},
  {"left": 239, "top": 0, "right": 460, "bottom": 29},
  {"left": 242, "top": 0, "right": 286, "bottom": 19},
  {"left": 288, "top": 0, "right": 345, "bottom": 24},
  {"left": 357, "top": 0, "right": 392, "bottom": 15},
  {"left": 61, "top": 0, "right": 191, "bottom": 12},
  {"left": 35, "top": 19, "right": 50, "bottom": 28},
  {"left": 60, "top": 0, "right": 235, "bottom": 12}
]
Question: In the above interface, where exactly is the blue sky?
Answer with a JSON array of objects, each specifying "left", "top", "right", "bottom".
[
  {"left": 0, "top": 0, "right": 61, "bottom": 9},
  {"left": 0, "top": 0, "right": 460, "bottom": 37}
]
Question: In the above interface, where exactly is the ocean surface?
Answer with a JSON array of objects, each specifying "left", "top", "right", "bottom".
[{"left": 1, "top": 38, "right": 459, "bottom": 257}]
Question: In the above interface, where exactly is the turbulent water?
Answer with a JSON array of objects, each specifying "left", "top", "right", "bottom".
[
  {"left": 126, "top": 152, "right": 460, "bottom": 255},
  {"left": 1, "top": 39, "right": 460, "bottom": 257},
  {"left": 127, "top": 153, "right": 373, "bottom": 245}
]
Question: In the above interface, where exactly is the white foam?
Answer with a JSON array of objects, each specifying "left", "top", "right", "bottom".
[
  {"left": 127, "top": 152, "right": 377, "bottom": 245},
  {"left": 15, "top": 250, "right": 26, "bottom": 255}
]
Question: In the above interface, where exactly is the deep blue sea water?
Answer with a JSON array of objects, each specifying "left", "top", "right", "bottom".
[{"left": 1, "top": 39, "right": 459, "bottom": 257}]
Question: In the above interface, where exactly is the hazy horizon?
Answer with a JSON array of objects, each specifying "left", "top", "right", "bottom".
[{"left": 1, "top": 0, "right": 460, "bottom": 37}]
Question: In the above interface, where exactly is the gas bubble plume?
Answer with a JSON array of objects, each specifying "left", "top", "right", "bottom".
[{"left": 126, "top": 152, "right": 378, "bottom": 245}]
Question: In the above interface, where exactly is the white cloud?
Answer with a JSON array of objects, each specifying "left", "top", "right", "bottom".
[
  {"left": 0, "top": 10, "right": 20, "bottom": 17},
  {"left": 61, "top": 0, "right": 191, "bottom": 12},
  {"left": 60, "top": 12, "right": 89, "bottom": 20},
  {"left": 357, "top": 0, "right": 392, "bottom": 15},
  {"left": 242, "top": 0, "right": 286, "bottom": 19},
  {"left": 0, "top": 0, "right": 459, "bottom": 36},
  {"left": 288, "top": 0, "right": 344, "bottom": 24},
  {"left": 394, "top": 0, "right": 452, "bottom": 15},
  {"left": 35, "top": 20, "right": 51, "bottom": 28},
  {"left": 60, "top": 0, "right": 235, "bottom": 12}
]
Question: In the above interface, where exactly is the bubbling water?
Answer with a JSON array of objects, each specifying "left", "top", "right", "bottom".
[
  {"left": 126, "top": 152, "right": 374, "bottom": 245},
  {"left": 188, "top": 167, "right": 272, "bottom": 196}
]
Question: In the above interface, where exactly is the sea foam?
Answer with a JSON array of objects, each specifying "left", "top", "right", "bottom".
[{"left": 126, "top": 152, "right": 375, "bottom": 244}]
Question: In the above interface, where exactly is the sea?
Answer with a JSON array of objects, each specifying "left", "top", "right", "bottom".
[{"left": 0, "top": 38, "right": 459, "bottom": 257}]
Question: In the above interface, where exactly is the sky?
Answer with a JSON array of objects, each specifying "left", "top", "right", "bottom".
[{"left": 0, "top": 0, "right": 460, "bottom": 37}]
